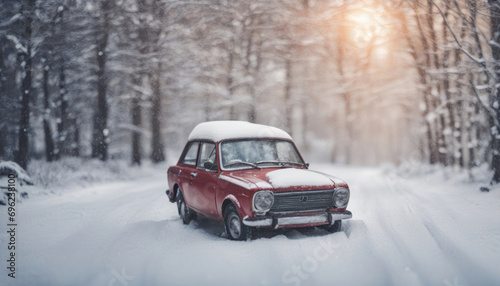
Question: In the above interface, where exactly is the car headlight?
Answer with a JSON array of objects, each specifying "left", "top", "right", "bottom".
[
  {"left": 332, "top": 187, "right": 350, "bottom": 208},
  {"left": 253, "top": 191, "right": 274, "bottom": 213}
]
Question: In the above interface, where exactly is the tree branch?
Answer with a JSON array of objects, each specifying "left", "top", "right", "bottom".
[
  {"left": 470, "top": 78, "right": 500, "bottom": 128},
  {"left": 431, "top": 0, "right": 486, "bottom": 65}
]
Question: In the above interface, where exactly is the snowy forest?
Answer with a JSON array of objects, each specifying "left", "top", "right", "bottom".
[{"left": 1, "top": 0, "right": 500, "bottom": 184}]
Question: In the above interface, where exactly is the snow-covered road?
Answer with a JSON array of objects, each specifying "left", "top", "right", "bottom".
[{"left": 2, "top": 164, "right": 500, "bottom": 286}]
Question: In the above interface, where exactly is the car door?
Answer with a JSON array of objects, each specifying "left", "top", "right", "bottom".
[
  {"left": 178, "top": 141, "right": 200, "bottom": 207},
  {"left": 189, "top": 141, "right": 219, "bottom": 217}
]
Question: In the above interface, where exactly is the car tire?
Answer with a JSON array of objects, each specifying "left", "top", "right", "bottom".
[
  {"left": 176, "top": 191, "right": 193, "bottom": 225},
  {"left": 322, "top": 220, "right": 342, "bottom": 233},
  {"left": 223, "top": 204, "right": 251, "bottom": 241}
]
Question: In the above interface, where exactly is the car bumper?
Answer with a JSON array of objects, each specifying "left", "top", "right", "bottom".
[
  {"left": 242, "top": 210, "right": 352, "bottom": 228},
  {"left": 165, "top": 189, "right": 175, "bottom": 203}
]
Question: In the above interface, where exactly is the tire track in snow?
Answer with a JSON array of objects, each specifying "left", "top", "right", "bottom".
[
  {"left": 351, "top": 171, "right": 435, "bottom": 286},
  {"left": 401, "top": 186, "right": 499, "bottom": 286},
  {"left": 421, "top": 220, "right": 497, "bottom": 286},
  {"left": 393, "top": 174, "right": 500, "bottom": 286},
  {"left": 327, "top": 166, "right": 497, "bottom": 286}
]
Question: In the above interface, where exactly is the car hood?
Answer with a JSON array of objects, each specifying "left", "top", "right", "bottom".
[{"left": 220, "top": 167, "right": 347, "bottom": 192}]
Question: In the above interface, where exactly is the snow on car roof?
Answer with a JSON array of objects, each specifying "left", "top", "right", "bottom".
[{"left": 188, "top": 121, "right": 292, "bottom": 142}]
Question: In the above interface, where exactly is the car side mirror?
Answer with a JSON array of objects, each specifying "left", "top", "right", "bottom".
[
  {"left": 305, "top": 162, "right": 310, "bottom": 168},
  {"left": 203, "top": 161, "right": 215, "bottom": 170}
]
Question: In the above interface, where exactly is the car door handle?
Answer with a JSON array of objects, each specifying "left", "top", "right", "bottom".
[{"left": 190, "top": 172, "right": 197, "bottom": 178}]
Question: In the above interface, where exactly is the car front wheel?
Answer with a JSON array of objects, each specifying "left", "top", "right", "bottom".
[
  {"left": 224, "top": 204, "right": 251, "bottom": 240},
  {"left": 177, "top": 191, "right": 193, "bottom": 225}
]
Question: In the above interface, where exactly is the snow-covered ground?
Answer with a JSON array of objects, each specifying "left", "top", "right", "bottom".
[{"left": 1, "top": 163, "right": 500, "bottom": 286}]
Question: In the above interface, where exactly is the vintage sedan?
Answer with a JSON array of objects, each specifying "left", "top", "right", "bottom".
[{"left": 166, "top": 121, "right": 352, "bottom": 240}]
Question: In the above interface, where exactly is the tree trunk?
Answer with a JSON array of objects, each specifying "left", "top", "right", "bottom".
[
  {"left": 131, "top": 83, "right": 142, "bottom": 165},
  {"left": 426, "top": 0, "right": 447, "bottom": 165},
  {"left": 72, "top": 118, "right": 81, "bottom": 157},
  {"left": 335, "top": 5, "right": 353, "bottom": 164},
  {"left": 301, "top": 64, "right": 309, "bottom": 152},
  {"left": 91, "top": 43, "right": 109, "bottom": 160},
  {"left": 150, "top": 64, "right": 165, "bottom": 163},
  {"left": 399, "top": 7, "right": 439, "bottom": 164},
  {"left": 16, "top": 0, "right": 36, "bottom": 170},
  {"left": 454, "top": 10, "right": 468, "bottom": 168},
  {"left": 227, "top": 51, "right": 236, "bottom": 120},
  {"left": 336, "top": 52, "right": 352, "bottom": 164},
  {"left": 43, "top": 63, "right": 55, "bottom": 162},
  {"left": 488, "top": 0, "right": 500, "bottom": 184},
  {"left": 245, "top": 26, "right": 258, "bottom": 123},
  {"left": 0, "top": 127, "right": 5, "bottom": 159},
  {"left": 284, "top": 57, "right": 293, "bottom": 136},
  {"left": 441, "top": 1, "right": 456, "bottom": 166},
  {"left": 91, "top": 0, "right": 110, "bottom": 161},
  {"left": 0, "top": 44, "right": 6, "bottom": 158},
  {"left": 468, "top": 75, "right": 478, "bottom": 168},
  {"left": 56, "top": 63, "right": 68, "bottom": 159}
]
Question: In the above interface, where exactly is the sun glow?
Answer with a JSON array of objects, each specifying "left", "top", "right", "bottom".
[{"left": 345, "top": 6, "right": 391, "bottom": 48}]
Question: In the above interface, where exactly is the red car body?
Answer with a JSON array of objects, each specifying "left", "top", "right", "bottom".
[{"left": 166, "top": 121, "right": 352, "bottom": 239}]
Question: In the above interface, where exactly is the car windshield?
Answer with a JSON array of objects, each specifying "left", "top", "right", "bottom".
[{"left": 220, "top": 139, "right": 305, "bottom": 170}]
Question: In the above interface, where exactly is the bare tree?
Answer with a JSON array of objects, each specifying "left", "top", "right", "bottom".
[
  {"left": 91, "top": 0, "right": 112, "bottom": 161},
  {"left": 488, "top": 0, "right": 500, "bottom": 183},
  {"left": 15, "top": 0, "right": 37, "bottom": 169}
]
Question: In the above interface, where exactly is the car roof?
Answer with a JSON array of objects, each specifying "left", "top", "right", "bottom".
[{"left": 188, "top": 121, "right": 292, "bottom": 142}]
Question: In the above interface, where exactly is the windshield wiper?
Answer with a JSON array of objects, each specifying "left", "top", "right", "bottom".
[
  {"left": 280, "top": 161, "right": 306, "bottom": 166},
  {"left": 255, "top": 160, "right": 283, "bottom": 166},
  {"left": 224, "top": 160, "right": 261, "bottom": 169},
  {"left": 255, "top": 160, "right": 305, "bottom": 167}
]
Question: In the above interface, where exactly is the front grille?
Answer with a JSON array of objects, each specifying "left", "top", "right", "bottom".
[{"left": 270, "top": 190, "right": 334, "bottom": 214}]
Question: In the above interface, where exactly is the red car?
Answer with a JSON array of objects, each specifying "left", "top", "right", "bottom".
[{"left": 166, "top": 121, "right": 352, "bottom": 240}]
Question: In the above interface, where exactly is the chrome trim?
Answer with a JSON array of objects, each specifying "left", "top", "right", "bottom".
[
  {"left": 243, "top": 218, "right": 273, "bottom": 227},
  {"left": 329, "top": 212, "right": 352, "bottom": 221},
  {"left": 277, "top": 213, "right": 329, "bottom": 225},
  {"left": 242, "top": 211, "right": 352, "bottom": 227}
]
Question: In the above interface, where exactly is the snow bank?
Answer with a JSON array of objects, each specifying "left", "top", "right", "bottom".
[
  {"left": 188, "top": 121, "right": 292, "bottom": 141},
  {"left": 9, "top": 158, "right": 169, "bottom": 202},
  {"left": 266, "top": 168, "right": 334, "bottom": 188},
  {"left": 0, "top": 161, "right": 33, "bottom": 185},
  {"left": 0, "top": 158, "right": 169, "bottom": 206},
  {"left": 27, "top": 158, "right": 157, "bottom": 189},
  {"left": 0, "top": 161, "right": 32, "bottom": 205}
]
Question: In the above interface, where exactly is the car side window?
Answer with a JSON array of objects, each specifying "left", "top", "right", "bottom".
[
  {"left": 181, "top": 142, "right": 199, "bottom": 166},
  {"left": 197, "top": 142, "right": 217, "bottom": 171}
]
